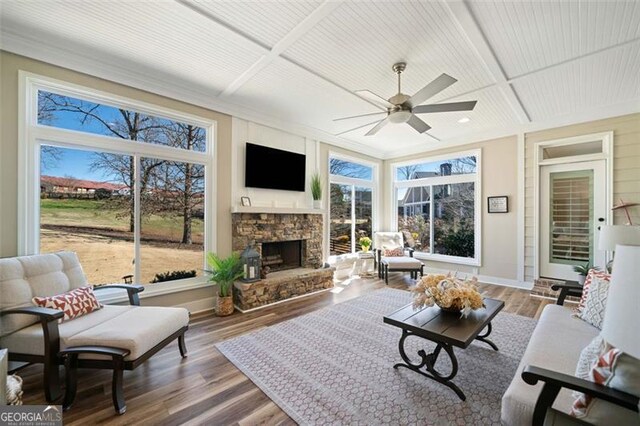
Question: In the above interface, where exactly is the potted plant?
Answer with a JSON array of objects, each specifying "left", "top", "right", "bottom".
[
  {"left": 359, "top": 236, "right": 372, "bottom": 252},
  {"left": 573, "top": 262, "right": 597, "bottom": 285},
  {"left": 310, "top": 173, "right": 322, "bottom": 209},
  {"left": 206, "top": 252, "right": 244, "bottom": 316}
]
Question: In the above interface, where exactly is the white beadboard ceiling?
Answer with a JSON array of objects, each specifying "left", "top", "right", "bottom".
[{"left": 1, "top": 0, "right": 639, "bottom": 159}]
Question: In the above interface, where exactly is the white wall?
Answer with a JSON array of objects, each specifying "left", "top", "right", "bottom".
[{"left": 231, "top": 117, "right": 320, "bottom": 209}]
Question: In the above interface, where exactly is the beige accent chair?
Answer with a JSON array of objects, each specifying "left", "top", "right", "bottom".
[
  {"left": 0, "top": 252, "right": 189, "bottom": 414},
  {"left": 374, "top": 232, "right": 424, "bottom": 284}
]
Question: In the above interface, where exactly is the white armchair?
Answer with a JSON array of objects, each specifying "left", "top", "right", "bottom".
[{"left": 373, "top": 232, "right": 423, "bottom": 284}]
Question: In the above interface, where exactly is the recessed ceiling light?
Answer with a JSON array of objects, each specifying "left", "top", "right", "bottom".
[{"left": 458, "top": 117, "right": 470, "bottom": 123}]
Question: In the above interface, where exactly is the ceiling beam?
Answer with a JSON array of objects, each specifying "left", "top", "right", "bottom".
[
  {"left": 445, "top": 0, "right": 531, "bottom": 124},
  {"left": 217, "top": 0, "right": 343, "bottom": 98}
]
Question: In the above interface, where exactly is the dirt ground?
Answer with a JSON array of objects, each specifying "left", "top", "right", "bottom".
[{"left": 41, "top": 228, "right": 204, "bottom": 285}]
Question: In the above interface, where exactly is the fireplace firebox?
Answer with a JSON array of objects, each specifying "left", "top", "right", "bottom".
[{"left": 260, "top": 240, "right": 302, "bottom": 272}]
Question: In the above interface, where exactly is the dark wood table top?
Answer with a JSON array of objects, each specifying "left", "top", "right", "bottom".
[{"left": 383, "top": 298, "right": 505, "bottom": 349}]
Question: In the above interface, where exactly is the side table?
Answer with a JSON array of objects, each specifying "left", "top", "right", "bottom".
[{"left": 351, "top": 251, "right": 376, "bottom": 278}]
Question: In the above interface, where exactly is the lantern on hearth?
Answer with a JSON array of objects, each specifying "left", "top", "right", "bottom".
[{"left": 240, "top": 245, "right": 261, "bottom": 282}]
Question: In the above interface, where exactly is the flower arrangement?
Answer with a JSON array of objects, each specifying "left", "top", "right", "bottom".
[
  {"left": 359, "top": 236, "right": 372, "bottom": 252},
  {"left": 411, "top": 273, "right": 485, "bottom": 317}
]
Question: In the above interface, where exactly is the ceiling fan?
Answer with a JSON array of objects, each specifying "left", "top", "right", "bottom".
[{"left": 335, "top": 62, "right": 477, "bottom": 136}]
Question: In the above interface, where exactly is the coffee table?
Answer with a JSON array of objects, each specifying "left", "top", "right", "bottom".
[{"left": 383, "top": 298, "right": 504, "bottom": 400}]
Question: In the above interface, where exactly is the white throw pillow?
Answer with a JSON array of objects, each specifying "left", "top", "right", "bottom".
[
  {"left": 577, "top": 276, "right": 610, "bottom": 329},
  {"left": 573, "top": 335, "right": 606, "bottom": 399}
]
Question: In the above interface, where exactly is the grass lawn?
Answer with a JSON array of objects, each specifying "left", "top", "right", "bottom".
[{"left": 40, "top": 198, "right": 205, "bottom": 284}]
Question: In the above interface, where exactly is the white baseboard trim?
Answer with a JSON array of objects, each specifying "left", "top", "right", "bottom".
[
  {"left": 234, "top": 287, "right": 333, "bottom": 313},
  {"left": 178, "top": 297, "right": 215, "bottom": 314},
  {"left": 421, "top": 266, "right": 533, "bottom": 290}
]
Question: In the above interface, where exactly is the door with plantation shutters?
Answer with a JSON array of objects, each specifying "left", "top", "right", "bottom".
[{"left": 540, "top": 161, "right": 606, "bottom": 280}]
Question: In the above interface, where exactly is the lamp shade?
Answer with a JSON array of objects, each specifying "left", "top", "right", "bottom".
[
  {"left": 598, "top": 225, "right": 640, "bottom": 251},
  {"left": 600, "top": 245, "right": 640, "bottom": 359}
]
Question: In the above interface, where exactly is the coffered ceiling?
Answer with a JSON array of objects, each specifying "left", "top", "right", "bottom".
[{"left": 1, "top": 0, "right": 639, "bottom": 159}]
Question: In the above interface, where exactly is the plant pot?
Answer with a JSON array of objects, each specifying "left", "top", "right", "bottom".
[
  {"left": 313, "top": 199, "right": 321, "bottom": 209},
  {"left": 216, "top": 295, "right": 234, "bottom": 316},
  {"left": 361, "top": 246, "right": 370, "bottom": 253},
  {"left": 577, "top": 275, "right": 586, "bottom": 286}
]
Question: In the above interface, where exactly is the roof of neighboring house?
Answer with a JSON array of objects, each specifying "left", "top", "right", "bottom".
[{"left": 40, "top": 175, "right": 126, "bottom": 191}]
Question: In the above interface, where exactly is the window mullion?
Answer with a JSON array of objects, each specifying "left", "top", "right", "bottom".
[
  {"left": 134, "top": 154, "right": 141, "bottom": 284},
  {"left": 430, "top": 185, "right": 434, "bottom": 255},
  {"left": 351, "top": 185, "right": 356, "bottom": 253}
]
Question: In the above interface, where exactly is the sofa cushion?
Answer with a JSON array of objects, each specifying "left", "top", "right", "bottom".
[
  {"left": 32, "top": 286, "right": 101, "bottom": 323},
  {"left": 0, "top": 305, "right": 134, "bottom": 356},
  {"left": 381, "top": 257, "right": 423, "bottom": 269},
  {"left": 66, "top": 306, "right": 189, "bottom": 360},
  {"left": 382, "top": 247, "right": 404, "bottom": 257},
  {"left": 576, "top": 269, "right": 610, "bottom": 315},
  {"left": 0, "top": 252, "right": 87, "bottom": 336},
  {"left": 501, "top": 304, "right": 600, "bottom": 426},
  {"left": 577, "top": 277, "right": 610, "bottom": 329},
  {"left": 0, "top": 305, "right": 189, "bottom": 361}
]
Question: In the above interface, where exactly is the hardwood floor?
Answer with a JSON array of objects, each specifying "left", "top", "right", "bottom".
[{"left": 18, "top": 274, "right": 557, "bottom": 425}]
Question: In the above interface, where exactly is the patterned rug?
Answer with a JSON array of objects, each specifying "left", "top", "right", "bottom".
[{"left": 217, "top": 288, "right": 536, "bottom": 425}]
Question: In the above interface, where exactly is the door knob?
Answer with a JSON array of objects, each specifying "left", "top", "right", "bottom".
[{"left": 598, "top": 218, "right": 605, "bottom": 222}]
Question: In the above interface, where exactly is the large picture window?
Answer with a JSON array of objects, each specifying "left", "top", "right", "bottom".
[
  {"left": 22, "top": 75, "right": 214, "bottom": 287},
  {"left": 329, "top": 156, "right": 376, "bottom": 255},
  {"left": 393, "top": 152, "right": 480, "bottom": 265}
]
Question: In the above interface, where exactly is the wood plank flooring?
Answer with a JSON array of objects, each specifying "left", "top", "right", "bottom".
[{"left": 17, "top": 274, "right": 557, "bottom": 425}]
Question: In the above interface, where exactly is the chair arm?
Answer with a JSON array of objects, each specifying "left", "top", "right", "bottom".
[
  {"left": 60, "top": 345, "right": 130, "bottom": 358},
  {"left": 94, "top": 284, "right": 144, "bottom": 306},
  {"left": 1, "top": 306, "right": 64, "bottom": 322},
  {"left": 406, "top": 247, "right": 415, "bottom": 257},
  {"left": 550, "top": 283, "right": 583, "bottom": 292},
  {"left": 522, "top": 365, "right": 639, "bottom": 425}
]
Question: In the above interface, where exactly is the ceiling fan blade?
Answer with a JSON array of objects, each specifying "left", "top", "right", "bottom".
[
  {"left": 406, "top": 115, "right": 431, "bottom": 134},
  {"left": 403, "top": 73, "right": 457, "bottom": 108},
  {"left": 365, "top": 117, "right": 390, "bottom": 136},
  {"left": 336, "top": 118, "right": 387, "bottom": 136},
  {"left": 355, "top": 90, "right": 395, "bottom": 109},
  {"left": 412, "top": 100, "right": 477, "bottom": 114},
  {"left": 333, "top": 111, "right": 387, "bottom": 122}
]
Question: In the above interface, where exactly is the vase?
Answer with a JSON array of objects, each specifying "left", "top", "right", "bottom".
[
  {"left": 313, "top": 199, "right": 321, "bottom": 209},
  {"left": 361, "top": 246, "right": 370, "bottom": 252},
  {"left": 216, "top": 295, "right": 234, "bottom": 316},
  {"left": 438, "top": 304, "right": 462, "bottom": 314}
]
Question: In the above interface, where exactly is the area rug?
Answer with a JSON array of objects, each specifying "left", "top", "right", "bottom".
[{"left": 216, "top": 288, "right": 536, "bottom": 425}]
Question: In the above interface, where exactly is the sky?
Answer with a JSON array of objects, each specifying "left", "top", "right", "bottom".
[{"left": 41, "top": 146, "right": 115, "bottom": 182}]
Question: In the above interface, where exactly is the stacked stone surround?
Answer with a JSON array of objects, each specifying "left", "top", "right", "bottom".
[
  {"left": 232, "top": 212, "right": 324, "bottom": 268},
  {"left": 234, "top": 268, "right": 334, "bottom": 311},
  {"left": 531, "top": 278, "right": 580, "bottom": 303}
]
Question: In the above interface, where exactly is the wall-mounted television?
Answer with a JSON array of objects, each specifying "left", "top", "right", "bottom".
[{"left": 245, "top": 143, "right": 306, "bottom": 192}]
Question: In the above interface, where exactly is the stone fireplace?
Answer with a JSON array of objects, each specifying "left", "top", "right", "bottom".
[
  {"left": 231, "top": 211, "right": 333, "bottom": 311},
  {"left": 231, "top": 212, "right": 323, "bottom": 269}
]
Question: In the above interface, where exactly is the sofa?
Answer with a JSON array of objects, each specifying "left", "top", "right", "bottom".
[
  {"left": 501, "top": 304, "right": 599, "bottom": 425},
  {"left": 0, "top": 252, "right": 190, "bottom": 413}
]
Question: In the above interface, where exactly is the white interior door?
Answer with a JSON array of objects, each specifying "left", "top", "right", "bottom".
[{"left": 540, "top": 160, "right": 607, "bottom": 280}]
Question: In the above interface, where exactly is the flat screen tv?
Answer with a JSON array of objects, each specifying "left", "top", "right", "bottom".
[{"left": 245, "top": 143, "right": 306, "bottom": 192}]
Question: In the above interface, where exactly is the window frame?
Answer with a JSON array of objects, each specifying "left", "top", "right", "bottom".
[
  {"left": 328, "top": 152, "right": 378, "bottom": 255},
  {"left": 391, "top": 149, "right": 482, "bottom": 266},
  {"left": 18, "top": 72, "right": 217, "bottom": 295}
]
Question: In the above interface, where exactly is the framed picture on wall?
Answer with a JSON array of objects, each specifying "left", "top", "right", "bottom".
[
  {"left": 241, "top": 196, "right": 251, "bottom": 207},
  {"left": 488, "top": 196, "right": 508, "bottom": 213}
]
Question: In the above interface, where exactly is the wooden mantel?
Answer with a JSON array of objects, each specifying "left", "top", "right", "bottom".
[{"left": 230, "top": 206, "right": 325, "bottom": 215}]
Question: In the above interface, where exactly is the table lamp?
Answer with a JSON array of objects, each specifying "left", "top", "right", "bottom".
[
  {"left": 600, "top": 245, "right": 640, "bottom": 359},
  {"left": 598, "top": 225, "right": 640, "bottom": 272}
]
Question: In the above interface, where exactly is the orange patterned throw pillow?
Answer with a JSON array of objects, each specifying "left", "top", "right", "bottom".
[
  {"left": 576, "top": 269, "right": 610, "bottom": 315},
  {"left": 32, "top": 286, "right": 101, "bottom": 322},
  {"left": 382, "top": 246, "right": 404, "bottom": 257}
]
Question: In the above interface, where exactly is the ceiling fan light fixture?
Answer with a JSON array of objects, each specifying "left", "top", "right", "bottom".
[
  {"left": 389, "top": 110, "right": 412, "bottom": 124},
  {"left": 458, "top": 117, "right": 471, "bottom": 123}
]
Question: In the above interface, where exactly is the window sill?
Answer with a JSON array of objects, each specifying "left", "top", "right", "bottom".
[
  {"left": 95, "top": 278, "right": 214, "bottom": 305},
  {"left": 413, "top": 252, "right": 480, "bottom": 267}
]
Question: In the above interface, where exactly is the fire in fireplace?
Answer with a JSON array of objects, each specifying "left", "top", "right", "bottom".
[{"left": 260, "top": 240, "right": 303, "bottom": 272}]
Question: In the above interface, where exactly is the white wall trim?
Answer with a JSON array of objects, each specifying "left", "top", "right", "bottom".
[
  {"left": 532, "top": 131, "right": 614, "bottom": 280},
  {"left": 421, "top": 265, "right": 532, "bottom": 290},
  {"left": 517, "top": 132, "right": 526, "bottom": 282}
]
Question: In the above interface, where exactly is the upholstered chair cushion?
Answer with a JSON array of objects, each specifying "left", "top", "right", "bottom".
[
  {"left": 0, "top": 252, "right": 87, "bottom": 336},
  {"left": 373, "top": 232, "right": 404, "bottom": 250}
]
